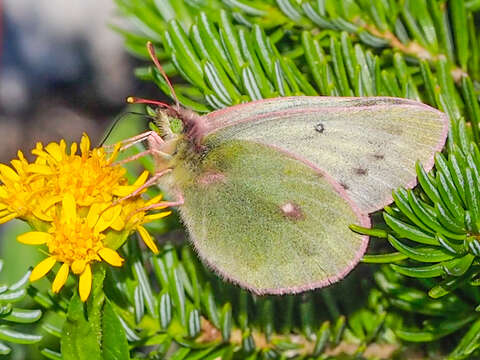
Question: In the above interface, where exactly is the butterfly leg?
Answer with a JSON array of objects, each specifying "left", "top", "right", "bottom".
[
  {"left": 119, "top": 130, "right": 164, "bottom": 151},
  {"left": 116, "top": 168, "right": 173, "bottom": 204},
  {"left": 124, "top": 193, "right": 184, "bottom": 224},
  {"left": 134, "top": 193, "right": 185, "bottom": 214},
  {"left": 103, "top": 131, "right": 155, "bottom": 150},
  {"left": 114, "top": 149, "right": 172, "bottom": 166}
]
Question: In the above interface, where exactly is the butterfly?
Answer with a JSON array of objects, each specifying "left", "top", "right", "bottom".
[{"left": 123, "top": 42, "right": 448, "bottom": 295}]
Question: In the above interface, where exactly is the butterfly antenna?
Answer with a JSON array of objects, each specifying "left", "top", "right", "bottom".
[
  {"left": 126, "top": 96, "right": 175, "bottom": 111},
  {"left": 146, "top": 41, "right": 180, "bottom": 109},
  {"left": 98, "top": 111, "right": 155, "bottom": 147}
]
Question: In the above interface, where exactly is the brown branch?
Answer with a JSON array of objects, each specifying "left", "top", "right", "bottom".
[{"left": 197, "top": 317, "right": 398, "bottom": 359}]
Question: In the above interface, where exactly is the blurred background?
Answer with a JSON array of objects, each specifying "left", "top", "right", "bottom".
[
  {"left": 0, "top": 0, "right": 158, "bottom": 163},
  {"left": 0, "top": 3, "right": 159, "bottom": 357}
]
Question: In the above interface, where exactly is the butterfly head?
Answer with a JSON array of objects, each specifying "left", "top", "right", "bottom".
[
  {"left": 127, "top": 41, "right": 207, "bottom": 151},
  {"left": 127, "top": 97, "right": 206, "bottom": 151}
]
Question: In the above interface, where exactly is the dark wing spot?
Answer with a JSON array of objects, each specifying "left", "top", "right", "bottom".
[
  {"left": 197, "top": 171, "right": 226, "bottom": 185},
  {"left": 280, "top": 202, "right": 305, "bottom": 221},
  {"left": 373, "top": 154, "right": 385, "bottom": 160},
  {"left": 354, "top": 168, "right": 368, "bottom": 176},
  {"left": 339, "top": 181, "right": 349, "bottom": 190},
  {"left": 314, "top": 123, "right": 325, "bottom": 133}
]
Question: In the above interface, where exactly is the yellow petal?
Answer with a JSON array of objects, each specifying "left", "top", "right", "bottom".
[
  {"left": 0, "top": 187, "right": 8, "bottom": 198},
  {"left": 79, "top": 264, "right": 92, "bottom": 302},
  {"left": 30, "top": 257, "right": 57, "bottom": 281},
  {"left": 107, "top": 143, "right": 122, "bottom": 164},
  {"left": 133, "top": 170, "right": 149, "bottom": 187},
  {"left": 112, "top": 171, "right": 150, "bottom": 197},
  {"left": 110, "top": 215, "right": 125, "bottom": 231},
  {"left": 70, "top": 142, "right": 78, "bottom": 155},
  {"left": 80, "top": 133, "right": 91, "bottom": 156},
  {"left": 94, "top": 205, "right": 122, "bottom": 234},
  {"left": 27, "top": 164, "right": 53, "bottom": 175},
  {"left": 52, "top": 263, "right": 70, "bottom": 293},
  {"left": 98, "top": 248, "right": 124, "bottom": 267},
  {"left": 32, "top": 208, "right": 53, "bottom": 222},
  {"left": 137, "top": 225, "right": 159, "bottom": 254},
  {"left": 86, "top": 203, "right": 104, "bottom": 228},
  {"left": 144, "top": 211, "right": 172, "bottom": 222},
  {"left": 71, "top": 259, "right": 86, "bottom": 275},
  {"left": 17, "top": 231, "right": 52, "bottom": 245},
  {"left": 10, "top": 159, "right": 24, "bottom": 174},
  {"left": 147, "top": 203, "right": 169, "bottom": 211},
  {"left": 112, "top": 185, "right": 138, "bottom": 197},
  {"left": 45, "top": 143, "right": 63, "bottom": 162},
  {"left": 0, "top": 212, "right": 18, "bottom": 225},
  {"left": 17, "top": 150, "right": 26, "bottom": 162},
  {"left": 59, "top": 140, "right": 67, "bottom": 153},
  {"left": 0, "top": 164, "right": 20, "bottom": 182},
  {"left": 61, "top": 194, "right": 76, "bottom": 224},
  {"left": 41, "top": 195, "right": 62, "bottom": 212},
  {"left": 146, "top": 194, "right": 163, "bottom": 206}
]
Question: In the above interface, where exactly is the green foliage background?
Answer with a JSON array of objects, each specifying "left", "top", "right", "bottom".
[{"left": 2, "top": 0, "right": 480, "bottom": 359}]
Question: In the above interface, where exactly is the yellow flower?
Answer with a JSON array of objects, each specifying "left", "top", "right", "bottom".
[
  {"left": 120, "top": 194, "right": 172, "bottom": 254},
  {"left": 0, "top": 133, "right": 134, "bottom": 224},
  {"left": 19, "top": 194, "right": 125, "bottom": 301},
  {"left": 0, "top": 133, "right": 173, "bottom": 301},
  {"left": 0, "top": 151, "right": 50, "bottom": 224},
  {"left": 30, "top": 134, "right": 132, "bottom": 207}
]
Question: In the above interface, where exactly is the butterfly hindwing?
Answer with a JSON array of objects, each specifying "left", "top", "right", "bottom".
[
  {"left": 172, "top": 140, "right": 369, "bottom": 294},
  {"left": 203, "top": 96, "right": 448, "bottom": 214}
]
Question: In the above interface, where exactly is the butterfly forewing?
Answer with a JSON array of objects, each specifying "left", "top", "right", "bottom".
[{"left": 203, "top": 97, "right": 448, "bottom": 214}]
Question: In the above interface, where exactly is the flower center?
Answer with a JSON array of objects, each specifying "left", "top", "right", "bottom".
[
  {"left": 47, "top": 216, "right": 104, "bottom": 266},
  {"left": 50, "top": 151, "right": 127, "bottom": 206}
]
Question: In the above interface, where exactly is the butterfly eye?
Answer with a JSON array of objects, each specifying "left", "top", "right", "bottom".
[{"left": 169, "top": 117, "right": 184, "bottom": 134}]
